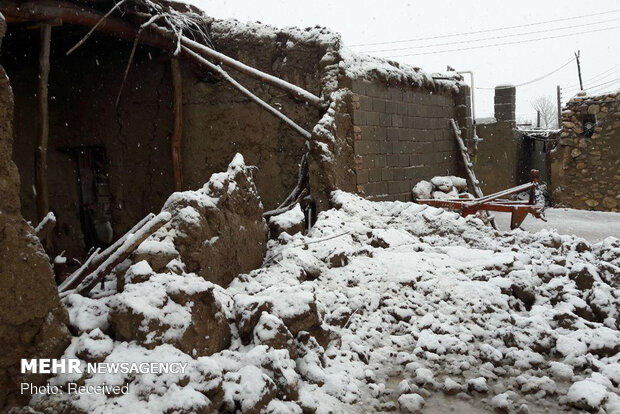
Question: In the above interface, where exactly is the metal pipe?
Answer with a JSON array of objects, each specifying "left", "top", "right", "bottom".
[{"left": 457, "top": 70, "right": 477, "bottom": 138}]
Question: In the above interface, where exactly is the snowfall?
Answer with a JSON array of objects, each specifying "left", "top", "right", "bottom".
[{"left": 35, "top": 190, "right": 619, "bottom": 413}]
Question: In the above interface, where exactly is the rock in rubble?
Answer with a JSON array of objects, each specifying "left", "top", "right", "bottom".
[
  {"left": 108, "top": 273, "right": 230, "bottom": 356},
  {"left": 566, "top": 379, "right": 608, "bottom": 411},
  {"left": 431, "top": 176, "right": 454, "bottom": 192},
  {"left": 155, "top": 154, "right": 268, "bottom": 286},
  {"left": 253, "top": 312, "right": 298, "bottom": 359},
  {"left": 412, "top": 181, "right": 433, "bottom": 200},
  {"left": 235, "top": 294, "right": 273, "bottom": 345},
  {"left": 398, "top": 393, "right": 425, "bottom": 413}
]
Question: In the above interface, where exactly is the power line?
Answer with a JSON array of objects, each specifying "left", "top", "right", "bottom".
[
  {"left": 584, "top": 76, "right": 620, "bottom": 91},
  {"left": 366, "top": 17, "right": 620, "bottom": 54},
  {"left": 476, "top": 58, "right": 575, "bottom": 90},
  {"left": 384, "top": 25, "right": 620, "bottom": 58},
  {"left": 348, "top": 9, "right": 620, "bottom": 48},
  {"left": 563, "top": 62, "right": 620, "bottom": 89}
]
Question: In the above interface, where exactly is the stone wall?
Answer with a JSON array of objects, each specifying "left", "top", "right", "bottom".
[
  {"left": 348, "top": 79, "right": 462, "bottom": 201},
  {"left": 551, "top": 91, "right": 620, "bottom": 212}
]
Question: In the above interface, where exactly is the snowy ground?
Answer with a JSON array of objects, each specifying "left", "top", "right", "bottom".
[
  {"left": 35, "top": 192, "right": 620, "bottom": 413},
  {"left": 492, "top": 208, "right": 620, "bottom": 243}
]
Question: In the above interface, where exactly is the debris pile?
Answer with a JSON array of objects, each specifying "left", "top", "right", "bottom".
[{"left": 27, "top": 186, "right": 620, "bottom": 413}]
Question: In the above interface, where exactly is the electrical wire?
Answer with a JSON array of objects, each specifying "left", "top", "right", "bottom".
[
  {"left": 384, "top": 25, "right": 620, "bottom": 58},
  {"left": 366, "top": 17, "right": 620, "bottom": 54},
  {"left": 584, "top": 76, "right": 620, "bottom": 91},
  {"left": 563, "top": 62, "right": 620, "bottom": 89},
  {"left": 349, "top": 9, "right": 620, "bottom": 48},
  {"left": 476, "top": 57, "right": 575, "bottom": 90}
]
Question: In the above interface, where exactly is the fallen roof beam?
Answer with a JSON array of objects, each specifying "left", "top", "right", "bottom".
[
  {"left": 1, "top": 1, "right": 322, "bottom": 107},
  {"left": 183, "top": 46, "right": 312, "bottom": 139}
]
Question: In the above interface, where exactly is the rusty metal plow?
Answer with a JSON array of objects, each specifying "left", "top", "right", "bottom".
[{"left": 416, "top": 170, "right": 546, "bottom": 230}]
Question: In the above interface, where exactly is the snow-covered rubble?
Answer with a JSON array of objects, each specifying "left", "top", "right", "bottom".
[
  {"left": 31, "top": 190, "right": 619, "bottom": 413},
  {"left": 412, "top": 176, "right": 471, "bottom": 201}
]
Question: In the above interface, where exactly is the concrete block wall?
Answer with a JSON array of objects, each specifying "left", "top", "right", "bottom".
[{"left": 350, "top": 79, "right": 461, "bottom": 201}]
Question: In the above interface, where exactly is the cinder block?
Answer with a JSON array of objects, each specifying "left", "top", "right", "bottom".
[
  {"left": 352, "top": 110, "right": 366, "bottom": 126},
  {"left": 404, "top": 117, "right": 416, "bottom": 129},
  {"left": 387, "top": 127, "right": 400, "bottom": 142},
  {"left": 379, "top": 141, "right": 392, "bottom": 153},
  {"left": 369, "top": 167, "right": 382, "bottom": 182},
  {"left": 374, "top": 126, "right": 387, "bottom": 140},
  {"left": 392, "top": 141, "right": 404, "bottom": 154},
  {"left": 386, "top": 101, "right": 399, "bottom": 114},
  {"left": 368, "top": 83, "right": 389, "bottom": 99},
  {"left": 360, "top": 126, "right": 376, "bottom": 140},
  {"left": 381, "top": 168, "right": 394, "bottom": 181},
  {"left": 367, "top": 112, "right": 380, "bottom": 126},
  {"left": 399, "top": 154, "right": 410, "bottom": 167},
  {"left": 374, "top": 155, "right": 387, "bottom": 167},
  {"left": 366, "top": 181, "right": 389, "bottom": 195},
  {"left": 396, "top": 102, "right": 407, "bottom": 115},
  {"left": 392, "top": 114, "right": 404, "bottom": 127},
  {"left": 356, "top": 168, "right": 369, "bottom": 184},
  {"left": 409, "top": 154, "right": 420, "bottom": 166},
  {"left": 360, "top": 95, "right": 373, "bottom": 111},
  {"left": 407, "top": 103, "right": 420, "bottom": 117},
  {"left": 379, "top": 113, "right": 391, "bottom": 127},
  {"left": 393, "top": 168, "right": 406, "bottom": 181},
  {"left": 387, "top": 155, "right": 400, "bottom": 167},
  {"left": 360, "top": 156, "right": 374, "bottom": 169},
  {"left": 388, "top": 87, "right": 404, "bottom": 101},
  {"left": 354, "top": 140, "right": 372, "bottom": 155},
  {"left": 372, "top": 98, "right": 386, "bottom": 113},
  {"left": 399, "top": 129, "right": 414, "bottom": 142},
  {"left": 388, "top": 181, "right": 410, "bottom": 194}
]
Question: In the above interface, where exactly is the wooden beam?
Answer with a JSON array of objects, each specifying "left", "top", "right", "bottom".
[
  {"left": 2, "top": 1, "right": 322, "bottom": 107},
  {"left": 183, "top": 46, "right": 311, "bottom": 140},
  {"left": 35, "top": 23, "right": 51, "bottom": 224},
  {"left": 170, "top": 57, "right": 184, "bottom": 191}
]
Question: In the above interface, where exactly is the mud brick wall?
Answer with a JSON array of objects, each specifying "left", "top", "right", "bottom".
[
  {"left": 551, "top": 91, "right": 620, "bottom": 212},
  {"left": 349, "top": 80, "right": 461, "bottom": 201}
]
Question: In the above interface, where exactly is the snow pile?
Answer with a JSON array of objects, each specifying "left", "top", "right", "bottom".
[
  {"left": 31, "top": 191, "right": 619, "bottom": 413},
  {"left": 412, "top": 176, "right": 470, "bottom": 201},
  {"left": 268, "top": 203, "right": 305, "bottom": 237},
  {"left": 339, "top": 48, "right": 461, "bottom": 93}
]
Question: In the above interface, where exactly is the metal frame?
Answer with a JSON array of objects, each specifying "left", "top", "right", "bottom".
[{"left": 417, "top": 170, "right": 545, "bottom": 229}]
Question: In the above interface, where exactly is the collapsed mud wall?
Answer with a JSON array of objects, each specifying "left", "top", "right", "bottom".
[
  {"left": 0, "top": 14, "right": 71, "bottom": 411},
  {"left": 551, "top": 91, "right": 620, "bottom": 211},
  {"left": 3, "top": 20, "right": 334, "bottom": 260}
]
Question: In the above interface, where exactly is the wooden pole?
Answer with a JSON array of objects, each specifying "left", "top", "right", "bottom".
[
  {"left": 35, "top": 23, "right": 51, "bottom": 224},
  {"left": 556, "top": 85, "right": 562, "bottom": 128},
  {"left": 575, "top": 51, "right": 583, "bottom": 91},
  {"left": 170, "top": 57, "right": 184, "bottom": 192},
  {"left": 183, "top": 46, "right": 312, "bottom": 139},
  {"left": 2, "top": 1, "right": 322, "bottom": 107}
]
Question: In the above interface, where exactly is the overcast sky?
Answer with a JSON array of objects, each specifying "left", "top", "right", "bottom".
[{"left": 190, "top": 0, "right": 620, "bottom": 122}]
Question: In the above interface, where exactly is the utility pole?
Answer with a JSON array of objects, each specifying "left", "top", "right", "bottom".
[
  {"left": 575, "top": 50, "right": 583, "bottom": 91},
  {"left": 536, "top": 110, "right": 541, "bottom": 128},
  {"left": 556, "top": 85, "right": 562, "bottom": 128}
]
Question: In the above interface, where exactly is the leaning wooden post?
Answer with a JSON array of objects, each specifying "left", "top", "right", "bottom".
[
  {"left": 170, "top": 57, "right": 184, "bottom": 192},
  {"left": 35, "top": 23, "right": 51, "bottom": 224}
]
